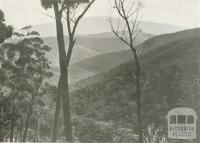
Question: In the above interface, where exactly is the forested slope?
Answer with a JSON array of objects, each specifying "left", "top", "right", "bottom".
[{"left": 71, "top": 35, "right": 200, "bottom": 136}]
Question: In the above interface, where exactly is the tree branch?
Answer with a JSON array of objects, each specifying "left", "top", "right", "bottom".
[
  {"left": 109, "top": 18, "right": 130, "bottom": 46},
  {"left": 71, "top": 0, "right": 95, "bottom": 36},
  {"left": 64, "top": 0, "right": 96, "bottom": 67},
  {"left": 66, "top": 7, "right": 72, "bottom": 36},
  {"left": 35, "top": 7, "right": 55, "bottom": 19},
  {"left": 59, "top": 1, "right": 66, "bottom": 14},
  {"left": 110, "top": 0, "right": 141, "bottom": 49},
  {"left": 114, "top": 0, "right": 126, "bottom": 19}
]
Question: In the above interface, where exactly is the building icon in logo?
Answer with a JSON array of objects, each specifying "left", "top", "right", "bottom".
[{"left": 166, "top": 107, "right": 198, "bottom": 140}]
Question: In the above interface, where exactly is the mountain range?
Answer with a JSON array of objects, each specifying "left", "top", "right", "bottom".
[
  {"left": 40, "top": 19, "right": 200, "bottom": 135},
  {"left": 39, "top": 17, "right": 187, "bottom": 85},
  {"left": 43, "top": 31, "right": 153, "bottom": 67},
  {"left": 43, "top": 31, "right": 153, "bottom": 84},
  {"left": 34, "top": 17, "right": 184, "bottom": 37},
  {"left": 73, "top": 28, "right": 200, "bottom": 74},
  {"left": 70, "top": 28, "right": 200, "bottom": 91},
  {"left": 70, "top": 28, "right": 200, "bottom": 131}
]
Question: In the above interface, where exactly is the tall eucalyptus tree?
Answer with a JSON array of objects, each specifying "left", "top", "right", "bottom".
[{"left": 40, "top": 0, "right": 95, "bottom": 141}]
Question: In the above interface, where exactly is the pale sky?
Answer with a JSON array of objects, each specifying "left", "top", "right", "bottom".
[{"left": 0, "top": 0, "right": 200, "bottom": 28}]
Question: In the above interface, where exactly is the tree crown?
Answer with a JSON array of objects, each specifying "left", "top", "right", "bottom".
[{"left": 40, "top": 0, "right": 89, "bottom": 10}]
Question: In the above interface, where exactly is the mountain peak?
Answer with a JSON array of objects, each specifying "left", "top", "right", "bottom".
[{"left": 32, "top": 16, "right": 185, "bottom": 37}]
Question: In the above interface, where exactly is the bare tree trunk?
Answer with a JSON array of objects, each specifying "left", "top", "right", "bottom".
[
  {"left": 34, "top": 117, "right": 38, "bottom": 142},
  {"left": 53, "top": 3, "right": 73, "bottom": 141},
  {"left": 132, "top": 48, "right": 143, "bottom": 143},
  {"left": 22, "top": 104, "right": 32, "bottom": 142},
  {"left": 19, "top": 118, "right": 23, "bottom": 142},
  {"left": 10, "top": 119, "right": 14, "bottom": 142},
  {"left": 59, "top": 70, "right": 73, "bottom": 141},
  {"left": 110, "top": 0, "right": 142, "bottom": 139},
  {"left": 52, "top": 93, "right": 61, "bottom": 141},
  {"left": 10, "top": 120, "right": 14, "bottom": 142},
  {"left": 10, "top": 96, "right": 15, "bottom": 142},
  {"left": 22, "top": 95, "right": 35, "bottom": 142},
  {"left": 0, "top": 124, "right": 4, "bottom": 142}
]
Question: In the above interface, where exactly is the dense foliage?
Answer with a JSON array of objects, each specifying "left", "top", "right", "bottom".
[
  {"left": 0, "top": 9, "right": 13, "bottom": 44},
  {"left": 0, "top": 26, "right": 52, "bottom": 141},
  {"left": 40, "top": 0, "right": 90, "bottom": 9},
  {"left": 70, "top": 36, "right": 200, "bottom": 142}
]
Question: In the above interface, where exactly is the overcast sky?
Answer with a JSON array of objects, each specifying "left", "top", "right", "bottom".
[{"left": 0, "top": 0, "right": 200, "bottom": 28}]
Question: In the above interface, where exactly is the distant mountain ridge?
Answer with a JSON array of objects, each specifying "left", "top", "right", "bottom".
[
  {"left": 42, "top": 18, "right": 188, "bottom": 86},
  {"left": 72, "top": 28, "right": 200, "bottom": 74},
  {"left": 70, "top": 28, "right": 200, "bottom": 91},
  {"left": 43, "top": 31, "right": 152, "bottom": 66},
  {"left": 33, "top": 17, "right": 185, "bottom": 37},
  {"left": 70, "top": 31, "right": 200, "bottom": 130},
  {"left": 44, "top": 30, "right": 153, "bottom": 85},
  {"left": 48, "top": 28, "right": 200, "bottom": 86}
]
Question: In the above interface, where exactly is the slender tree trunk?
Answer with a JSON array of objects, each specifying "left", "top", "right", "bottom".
[
  {"left": 34, "top": 116, "right": 38, "bottom": 142},
  {"left": 22, "top": 105, "right": 32, "bottom": 142},
  {"left": 23, "top": 95, "right": 35, "bottom": 142},
  {"left": 10, "top": 96, "right": 15, "bottom": 142},
  {"left": 0, "top": 124, "right": 4, "bottom": 142},
  {"left": 131, "top": 47, "right": 143, "bottom": 143},
  {"left": 110, "top": 1, "right": 142, "bottom": 141},
  {"left": 58, "top": 70, "right": 73, "bottom": 141},
  {"left": 19, "top": 118, "right": 23, "bottom": 142},
  {"left": 10, "top": 117, "right": 14, "bottom": 142},
  {"left": 52, "top": 93, "right": 61, "bottom": 142},
  {"left": 53, "top": 3, "right": 73, "bottom": 141}
]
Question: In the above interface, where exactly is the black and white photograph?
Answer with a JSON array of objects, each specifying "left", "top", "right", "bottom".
[{"left": 0, "top": 0, "right": 200, "bottom": 142}]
